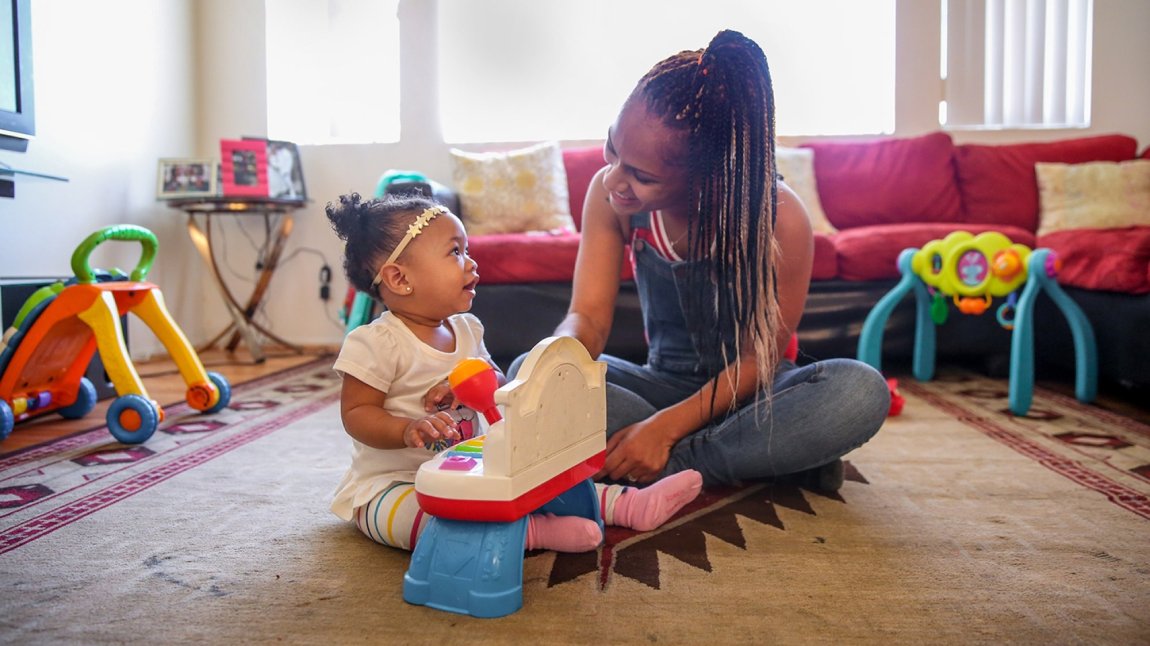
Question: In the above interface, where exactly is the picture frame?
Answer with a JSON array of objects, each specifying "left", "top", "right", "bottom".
[
  {"left": 261, "top": 139, "right": 307, "bottom": 201},
  {"left": 156, "top": 158, "right": 218, "bottom": 199},
  {"left": 219, "top": 139, "right": 269, "bottom": 197}
]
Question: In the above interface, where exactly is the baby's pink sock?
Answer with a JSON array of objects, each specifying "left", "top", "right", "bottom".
[
  {"left": 525, "top": 513, "right": 602, "bottom": 552},
  {"left": 600, "top": 469, "right": 703, "bottom": 532}
]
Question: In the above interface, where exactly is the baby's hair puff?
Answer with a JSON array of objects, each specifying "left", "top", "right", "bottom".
[{"left": 325, "top": 192, "right": 440, "bottom": 296}]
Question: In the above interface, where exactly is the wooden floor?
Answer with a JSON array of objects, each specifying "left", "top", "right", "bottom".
[{"left": 0, "top": 346, "right": 333, "bottom": 455}]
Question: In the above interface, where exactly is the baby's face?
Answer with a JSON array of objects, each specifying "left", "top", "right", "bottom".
[{"left": 401, "top": 212, "right": 480, "bottom": 317}]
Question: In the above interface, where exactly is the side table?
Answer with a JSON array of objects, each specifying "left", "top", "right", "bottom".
[{"left": 169, "top": 197, "right": 306, "bottom": 363}]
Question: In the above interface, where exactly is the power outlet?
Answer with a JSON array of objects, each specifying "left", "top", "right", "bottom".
[{"left": 319, "top": 265, "right": 332, "bottom": 301}]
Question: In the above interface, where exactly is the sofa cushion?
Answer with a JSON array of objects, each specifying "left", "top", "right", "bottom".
[
  {"left": 468, "top": 231, "right": 634, "bottom": 285},
  {"left": 1038, "top": 227, "right": 1150, "bottom": 295},
  {"left": 778, "top": 146, "right": 836, "bottom": 235},
  {"left": 1036, "top": 160, "right": 1150, "bottom": 235},
  {"left": 802, "top": 132, "right": 962, "bottom": 230},
  {"left": 833, "top": 223, "right": 1036, "bottom": 281},
  {"left": 562, "top": 146, "right": 606, "bottom": 231},
  {"left": 811, "top": 233, "right": 837, "bottom": 280},
  {"left": 450, "top": 141, "right": 577, "bottom": 235},
  {"left": 954, "top": 134, "right": 1139, "bottom": 232}
]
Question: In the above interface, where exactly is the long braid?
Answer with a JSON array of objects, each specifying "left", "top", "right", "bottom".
[{"left": 634, "top": 30, "right": 781, "bottom": 400}]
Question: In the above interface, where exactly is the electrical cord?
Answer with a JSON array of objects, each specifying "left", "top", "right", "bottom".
[{"left": 205, "top": 225, "right": 347, "bottom": 335}]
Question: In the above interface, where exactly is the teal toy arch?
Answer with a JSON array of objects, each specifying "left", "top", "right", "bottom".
[{"left": 858, "top": 244, "right": 1097, "bottom": 415}]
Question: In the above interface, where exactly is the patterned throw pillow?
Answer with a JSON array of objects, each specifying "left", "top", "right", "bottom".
[
  {"left": 449, "top": 141, "right": 576, "bottom": 235},
  {"left": 776, "top": 146, "right": 837, "bottom": 235},
  {"left": 1036, "top": 160, "right": 1150, "bottom": 235}
]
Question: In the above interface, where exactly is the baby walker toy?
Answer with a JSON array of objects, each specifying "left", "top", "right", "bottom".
[
  {"left": 0, "top": 225, "right": 231, "bottom": 443},
  {"left": 857, "top": 231, "right": 1096, "bottom": 415},
  {"left": 403, "top": 336, "right": 606, "bottom": 618}
]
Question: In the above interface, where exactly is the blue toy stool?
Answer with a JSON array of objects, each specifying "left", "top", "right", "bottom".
[
  {"left": 857, "top": 231, "right": 1097, "bottom": 415},
  {"left": 403, "top": 479, "right": 600, "bottom": 618}
]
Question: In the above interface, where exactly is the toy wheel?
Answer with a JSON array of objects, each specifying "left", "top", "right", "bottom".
[
  {"left": 106, "top": 394, "right": 159, "bottom": 444},
  {"left": 203, "top": 372, "right": 231, "bottom": 414},
  {"left": 58, "top": 377, "right": 99, "bottom": 420},
  {"left": 0, "top": 400, "right": 13, "bottom": 442}
]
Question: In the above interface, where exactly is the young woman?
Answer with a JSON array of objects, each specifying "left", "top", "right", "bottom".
[
  {"left": 325, "top": 193, "right": 702, "bottom": 553},
  {"left": 554, "top": 30, "right": 890, "bottom": 488}
]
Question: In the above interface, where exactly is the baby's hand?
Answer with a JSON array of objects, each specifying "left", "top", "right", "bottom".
[
  {"left": 403, "top": 411, "right": 460, "bottom": 449},
  {"left": 423, "top": 379, "right": 456, "bottom": 413}
]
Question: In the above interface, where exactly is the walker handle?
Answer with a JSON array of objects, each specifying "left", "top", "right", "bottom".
[{"left": 71, "top": 225, "right": 158, "bottom": 284}]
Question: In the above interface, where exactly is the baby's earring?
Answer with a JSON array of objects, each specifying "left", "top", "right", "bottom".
[{"left": 405, "top": 286, "right": 413, "bottom": 294}]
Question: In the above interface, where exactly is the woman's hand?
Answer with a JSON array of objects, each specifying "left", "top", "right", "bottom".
[
  {"left": 403, "top": 411, "right": 460, "bottom": 449},
  {"left": 596, "top": 417, "right": 675, "bottom": 484}
]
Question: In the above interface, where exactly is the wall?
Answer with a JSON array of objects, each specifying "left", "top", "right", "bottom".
[
  {"left": 3, "top": 0, "right": 1148, "bottom": 360},
  {"left": 0, "top": 0, "right": 200, "bottom": 359}
]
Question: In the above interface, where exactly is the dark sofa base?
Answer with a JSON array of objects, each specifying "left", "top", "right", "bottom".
[
  {"left": 1034, "top": 287, "right": 1150, "bottom": 392},
  {"left": 474, "top": 280, "right": 1148, "bottom": 393},
  {"left": 801, "top": 281, "right": 1150, "bottom": 393},
  {"left": 470, "top": 282, "right": 648, "bottom": 369}
]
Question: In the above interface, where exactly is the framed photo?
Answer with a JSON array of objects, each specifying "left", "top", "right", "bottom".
[
  {"left": 219, "top": 138, "right": 269, "bottom": 197},
  {"left": 265, "top": 139, "right": 307, "bottom": 201},
  {"left": 156, "top": 158, "right": 217, "bottom": 199}
]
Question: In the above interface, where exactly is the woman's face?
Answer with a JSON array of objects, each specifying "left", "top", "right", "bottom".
[{"left": 601, "top": 101, "right": 691, "bottom": 217}]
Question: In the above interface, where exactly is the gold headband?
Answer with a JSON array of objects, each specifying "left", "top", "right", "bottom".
[{"left": 370, "top": 206, "right": 447, "bottom": 288}]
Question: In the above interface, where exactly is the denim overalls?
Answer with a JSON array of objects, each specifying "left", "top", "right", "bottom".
[{"left": 595, "top": 213, "right": 890, "bottom": 487}]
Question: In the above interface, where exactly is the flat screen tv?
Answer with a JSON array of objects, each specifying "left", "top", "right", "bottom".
[{"left": 0, "top": 0, "right": 34, "bottom": 153}]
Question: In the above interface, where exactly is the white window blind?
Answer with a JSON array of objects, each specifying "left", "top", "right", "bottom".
[
  {"left": 437, "top": 0, "right": 895, "bottom": 143},
  {"left": 942, "top": 0, "right": 1092, "bottom": 129},
  {"left": 265, "top": 0, "right": 400, "bottom": 145}
]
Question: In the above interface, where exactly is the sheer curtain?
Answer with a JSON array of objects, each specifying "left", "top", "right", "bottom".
[
  {"left": 943, "top": 0, "right": 1092, "bottom": 129},
  {"left": 264, "top": 0, "right": 896, "bottom": 145},
  {"left": 437, "top": 0, "right": 896, "bottom": 142}
]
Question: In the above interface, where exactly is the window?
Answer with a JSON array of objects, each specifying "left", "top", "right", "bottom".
[
  {"left": 437, "top": 0, "right": 895, "bottom": 143},
  {"left": 941, "top": 0, "right": 1093, "bottom": 129},
  {"left": 265, "top": 0, "right": 400, "bottom": 145}
]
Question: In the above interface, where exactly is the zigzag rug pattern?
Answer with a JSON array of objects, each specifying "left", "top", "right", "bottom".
[
  {"left": 541, "top": 467, "right": 869, "bottom": 591},
  {"left": 530, "top": 372, "right": 1150, "bottom": 594}
]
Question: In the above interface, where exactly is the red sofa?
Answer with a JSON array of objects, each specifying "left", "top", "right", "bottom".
[{"left": 466, "top": 133, "right": 1150, "bottom": 391}]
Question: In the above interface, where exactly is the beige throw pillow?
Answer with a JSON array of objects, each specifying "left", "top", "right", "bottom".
[
  {"left": 1036, "top": 160, "right": 1150, "bottom": 235},
  {"left": 776, "top": 146, "right": 837, "bottom": 235},
  {"left": 449, "top": 141, "right": 576, "bottom": 235}
]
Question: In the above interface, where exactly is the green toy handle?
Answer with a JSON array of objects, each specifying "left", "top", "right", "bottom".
[{"left": 71, "top": 225, "right": 159, "bottom": 284}]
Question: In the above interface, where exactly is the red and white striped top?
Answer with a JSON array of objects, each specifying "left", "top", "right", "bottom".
[{"left": 642, "top": 210, "right": 683, "bottom": 262}]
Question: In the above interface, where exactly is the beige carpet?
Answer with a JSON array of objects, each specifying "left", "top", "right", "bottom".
[{"left": 1, "top": 365, "right": 1147, "bottom": 644}]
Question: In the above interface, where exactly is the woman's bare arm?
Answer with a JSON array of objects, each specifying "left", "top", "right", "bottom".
[{"left": 555, "top": 167, "right": 628, "bottom": 358}]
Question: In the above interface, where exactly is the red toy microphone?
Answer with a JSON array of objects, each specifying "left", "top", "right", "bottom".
[{"left": 448, "top": 358, "right": 502, "bottom": 424}]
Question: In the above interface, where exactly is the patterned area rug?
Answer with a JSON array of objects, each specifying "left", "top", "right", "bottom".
[
  {"left": 899, "top": 374, "right": 1150, "bottom": 520},
  {"left": 0, "top": 366, "right": 1147, "bottom": 644},
  {"left": 0, "top": 360, "right": 341, "bottom": 555}
]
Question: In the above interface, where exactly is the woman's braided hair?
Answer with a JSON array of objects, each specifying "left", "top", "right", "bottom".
[
  {"left": 632, "top": 30, "right": 781, "bottom": 394},
  {"left": 325, "top": 192, "right": 439, "bottom": 297}
]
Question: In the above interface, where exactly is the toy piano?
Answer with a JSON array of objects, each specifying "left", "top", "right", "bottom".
[
  {"left": 404, "top": 336, "right": 607, "bottom": 618},
  {"left": 414, "top": 336, "right": 606, "bottom": 522}
]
